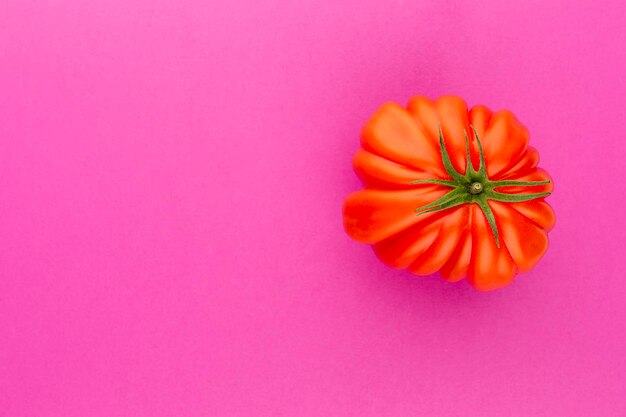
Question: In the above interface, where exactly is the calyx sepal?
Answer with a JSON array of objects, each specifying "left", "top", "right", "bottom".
[{"left": 410, "top": 126, "right": 550, "bottom": 248}]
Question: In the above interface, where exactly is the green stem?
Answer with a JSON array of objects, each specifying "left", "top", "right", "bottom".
[{"left": 410, "top": 126, "right": 551, "bottom": 247}]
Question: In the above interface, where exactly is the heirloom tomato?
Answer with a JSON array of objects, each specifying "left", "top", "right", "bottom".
[{"left": 342, "top": 95, "right": 554, "bottom": 291}]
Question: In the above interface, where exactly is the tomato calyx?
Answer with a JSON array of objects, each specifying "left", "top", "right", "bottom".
[{"left": 410, "top": 126, "right": 551, "bottom": 248}]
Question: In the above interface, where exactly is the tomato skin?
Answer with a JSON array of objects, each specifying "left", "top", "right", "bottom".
[{"left": 342, "top": 95, "right": 555, "bottom": 291}]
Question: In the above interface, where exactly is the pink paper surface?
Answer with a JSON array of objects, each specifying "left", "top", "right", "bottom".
[{"left": 1, "top": 1, "right": 625, "bottom": 416}]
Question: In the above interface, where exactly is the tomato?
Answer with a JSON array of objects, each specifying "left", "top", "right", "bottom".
[{"left": 342, "top": 95, "right": 555, "bottom": 291}]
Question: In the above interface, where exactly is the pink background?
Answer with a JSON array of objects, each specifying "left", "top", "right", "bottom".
[{"left": 1, "top": 0, "right": 625, "bottom": 416}]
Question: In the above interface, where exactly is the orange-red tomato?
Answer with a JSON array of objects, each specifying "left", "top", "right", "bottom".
[{"left": 342, "top": 95, "right": 555, "bottom": 291}]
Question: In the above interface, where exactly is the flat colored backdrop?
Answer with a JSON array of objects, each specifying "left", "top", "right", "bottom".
[{"left": 1, "top": 1, "right": 625, "bottom": 416}]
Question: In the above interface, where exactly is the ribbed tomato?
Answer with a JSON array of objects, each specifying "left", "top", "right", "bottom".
[{"left": 342, "top": 95, "right": 555, "bottom": 291}]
